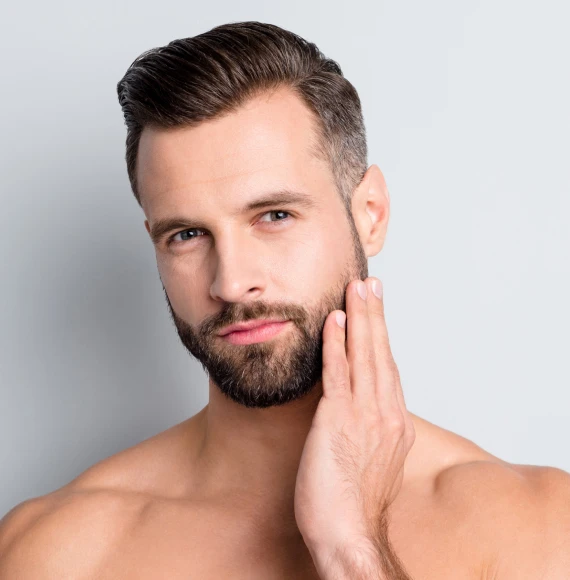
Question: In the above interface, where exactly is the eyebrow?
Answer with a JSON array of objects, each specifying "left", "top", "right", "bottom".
[{"left": 149, "top": 189, "right": 317, "bottom": 245}]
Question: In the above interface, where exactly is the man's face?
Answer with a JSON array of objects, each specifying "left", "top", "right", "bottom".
[{"left": 138, "top": 87, "right": 368, "bottom": 408}]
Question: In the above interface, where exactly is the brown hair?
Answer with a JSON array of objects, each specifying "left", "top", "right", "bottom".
[{"left": 116, "top": 21, "right": 368, "bottom": 215}]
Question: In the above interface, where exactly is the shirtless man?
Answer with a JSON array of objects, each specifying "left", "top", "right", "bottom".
[{"left": 1, "top": 21, "right": 569, "bottom": 580}]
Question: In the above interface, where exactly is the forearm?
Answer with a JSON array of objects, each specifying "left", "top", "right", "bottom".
[{"left": 310, "top": 520, "right": 413, "bottom": 580}]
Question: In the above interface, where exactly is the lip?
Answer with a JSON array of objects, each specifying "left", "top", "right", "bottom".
[
  {"left": 220, "top": 320, "right": 290, "bottom": 345},
  {"left": 218, "top": 319, "right": 288, "bottom": 337}
]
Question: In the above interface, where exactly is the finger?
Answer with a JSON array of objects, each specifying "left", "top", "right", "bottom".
[
  {"left": 367, "top": 278, "right": 416, "bottom": 449},
  {"left": 321, "top": 309, "right": 351, "bottom": 401},
  {"left": 365, "top": 277, "right": 401, "bottom": 415},
  {"left": 346, "top": 279, "right": 376, "bottom": 400}
]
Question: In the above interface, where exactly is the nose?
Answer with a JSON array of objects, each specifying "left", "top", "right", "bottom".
[{"left": 209, "top": 232, "right": 266, "bottom": 303}]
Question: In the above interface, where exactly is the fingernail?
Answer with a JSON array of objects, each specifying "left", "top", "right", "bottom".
[
  {"left": 372, "top": 279, "right": 383, "bottom": 299},
  {"left": 336, "top": 311, "right": 346, "bottom": 328},
  {"left": 357, "top": 280, "right": 367, "bottom": 300}
]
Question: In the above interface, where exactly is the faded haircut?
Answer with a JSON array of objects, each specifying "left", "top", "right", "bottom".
[{"left": 116, "top": 21, "right": 368, "bottom": 216}]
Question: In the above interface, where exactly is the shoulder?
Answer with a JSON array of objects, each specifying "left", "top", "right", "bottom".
[
  {"left": 435, "top": 459, "right": 570, "bottom": 578},
  {"left": 0, "top": 418, "right": 199, "bottom": 579},
  {"left": 0, "top": 486, "right": 148, "bottom": 579}
]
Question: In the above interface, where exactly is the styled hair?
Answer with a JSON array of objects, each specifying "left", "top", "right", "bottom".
[{"left": 116, "top": 21, "right": 368, "bottom": 215}]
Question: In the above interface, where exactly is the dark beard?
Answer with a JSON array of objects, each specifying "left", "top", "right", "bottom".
[{"left": 162, "top": 211, "right": 368, "bottom": 408}]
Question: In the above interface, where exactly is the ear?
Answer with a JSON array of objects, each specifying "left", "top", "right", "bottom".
[
  {"left": 144, "top": 219, "right": 154, "bottom": 242},
  {"left": 350, "top": 164, "right": 390, "bottom": 257}
]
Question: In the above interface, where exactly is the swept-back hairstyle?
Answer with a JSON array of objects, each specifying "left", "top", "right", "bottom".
[{"left": 116, "top": 21, "right": 368, "bottom": 216}]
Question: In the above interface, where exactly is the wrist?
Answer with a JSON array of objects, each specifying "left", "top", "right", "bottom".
[{"left": 308, "top": 537, "right": 383, "bottom": 580}]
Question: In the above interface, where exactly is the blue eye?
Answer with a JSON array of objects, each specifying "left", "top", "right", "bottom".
[
  {"left": 258, "top": 210, "right": 292, "bottom": 224},
  {"left": 171, "top": 229, "right": 205, "bottom": 243},
  {"left": 168, "top": 210, "right": 292, "bottom": 246}
]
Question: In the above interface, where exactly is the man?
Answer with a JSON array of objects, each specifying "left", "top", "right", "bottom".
[{"left": 1, "top": 21, "right": 568, "bottom": 579}]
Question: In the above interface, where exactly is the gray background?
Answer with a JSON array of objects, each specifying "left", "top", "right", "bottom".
[{"left": 1, "top": 0, "right": 568, "bottom": 518}]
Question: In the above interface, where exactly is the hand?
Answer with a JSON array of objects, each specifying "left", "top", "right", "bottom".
[{"left": 294, "top": 277, "right": 416, "bottom": 569}]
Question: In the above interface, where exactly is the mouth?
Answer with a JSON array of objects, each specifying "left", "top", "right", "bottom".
[
  {"left": 218, "top": 319, "right": 288, "bottom": 336},
  {"left": 219, "top": 320, "right": 291, "bottom": 345}
]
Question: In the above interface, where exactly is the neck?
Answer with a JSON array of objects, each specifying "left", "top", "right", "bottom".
[
  {"left": 193, "top": 380, "right": 322, "bottom": 505},
  {"left": 190, "top": 379, "right": 429, "bottom": 519}
]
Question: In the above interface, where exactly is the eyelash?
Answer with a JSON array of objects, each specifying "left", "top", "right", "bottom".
[{"left": 167, "top": 209, "right": 294, "bottom": 246}]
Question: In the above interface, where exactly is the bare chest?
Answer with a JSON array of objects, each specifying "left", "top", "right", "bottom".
[{"left": 95, "top": 503, "right": 485, "bottom": 580}]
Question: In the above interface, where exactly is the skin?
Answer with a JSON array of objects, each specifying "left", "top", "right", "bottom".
[
  {"left": 1, "top": 86, "right": 569, "bottom": 579},
  {"left": 294, "top": 277, "right": 416, "bottom": 579}
]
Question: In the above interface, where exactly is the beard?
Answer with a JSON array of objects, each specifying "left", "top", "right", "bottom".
[{"left": 162, "top": 212, "right": 368, "bottom": 408}]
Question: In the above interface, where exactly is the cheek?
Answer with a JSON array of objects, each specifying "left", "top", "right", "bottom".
[
  {"left": 157, "top": 249, "right": 204, "bottom": 283},
  {"left": 282, "top": 225, "right": 352, "bottom": 295},
  {"left": 155, "top": 254, "right": 204, "bottom": 316},
  {"left": 319, "top": 234, "right": 353, "bottom": 284}
]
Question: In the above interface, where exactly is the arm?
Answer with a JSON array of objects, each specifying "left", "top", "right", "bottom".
[
  {"left": 499, "top": 466, "right": 570, "bottom": 579},
  {"left": 311, "top": 523, "right": 413, "bottom": 580},
  {"left": 0, "top": 495, "right": 53, "bottom": 578},
  {"left": 321, "top": 465, "right": 570, "bottom": 580},
  {"left": 0, "top": 489, "right": 126, "bottom": 579}
]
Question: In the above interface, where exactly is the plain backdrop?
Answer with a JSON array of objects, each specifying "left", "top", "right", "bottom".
[{"left": 1, "top": 0, "right": 569, "bottom": 518}]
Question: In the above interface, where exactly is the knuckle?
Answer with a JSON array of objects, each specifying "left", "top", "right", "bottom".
[
  {"left": 405, "top": 427, "right": 417, "bottom": 450},
  {"left": 368, "top": 298, "right": 386, "bottom": 318},
  {"left": 367, "top": 420, "right": 384, "bottom": 441},
  {"left": 323, "top": 355, "right": 348, "bottom": 379},
  {"left": 325, "top": 377, "right": 350, "bottom": 397},
  {"left": 384, "top": 413, "right": 405, "bottom": 435},
  {"left": 322, "top": 378, "right": 351, "bottom": 400},
  {"left": 353, "top": 346, "right": 376, "bottom": 370}
]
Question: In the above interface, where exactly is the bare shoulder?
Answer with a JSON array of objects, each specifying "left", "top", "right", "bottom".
[
  {"left": 0, "top": 417, "right": 201, "bottom": 579},
  {"left": 0, "top": 486, "right": 148, "bottom": 579},
  {"left": 435, "top": 458, "right": 570, "bottom": 579},
  {"left": 0, "top": 430, "right": 175, "bottom": 580}
]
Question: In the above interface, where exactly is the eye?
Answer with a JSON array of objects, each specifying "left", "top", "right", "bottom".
[
  {"left": 258, "top": 210, "right": 292, "bottom": 225},
  {"left": 168, "top": 210, "right": 293, "bottom": 246},
  {"left": 169, "top": 228, "right": 205, "bottom": 244}
]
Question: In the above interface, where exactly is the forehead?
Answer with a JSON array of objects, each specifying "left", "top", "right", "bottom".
[{"left": 137, "top": 87, "right": 333, "bottom": 217}]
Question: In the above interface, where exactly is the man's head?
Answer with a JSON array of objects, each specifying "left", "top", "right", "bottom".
[{"left": 116, "top": 22, "right": 390, "bottom": 408}]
